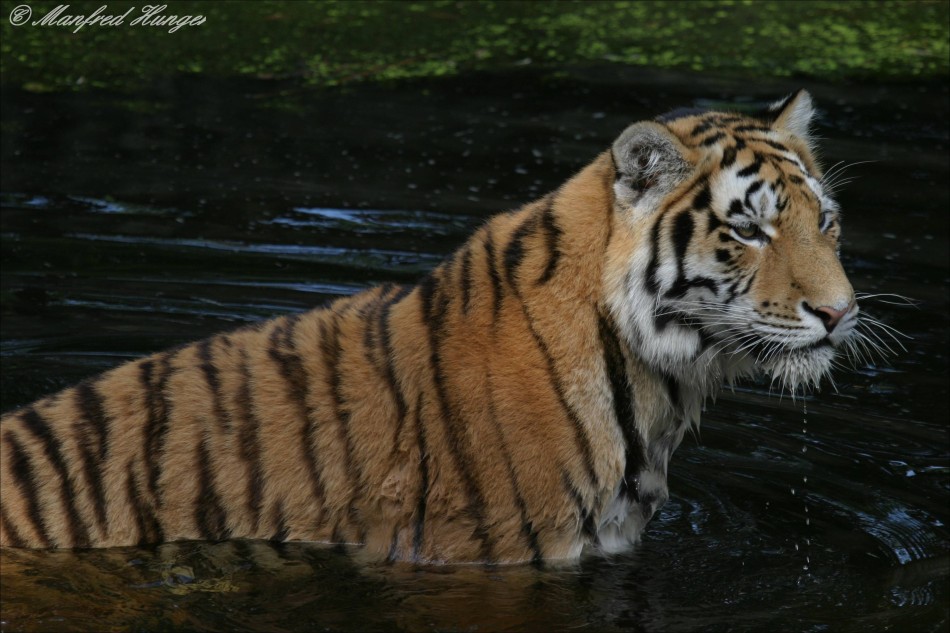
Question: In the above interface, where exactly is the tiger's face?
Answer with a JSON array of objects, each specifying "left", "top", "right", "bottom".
[
  {"left": 694, "top": 130, "right": 855, "bottom": 391},
  {"left": 608, "top": 91, "right": 857, "bottom": 402}
]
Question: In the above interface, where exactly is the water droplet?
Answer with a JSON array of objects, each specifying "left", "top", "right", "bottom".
[{"left": 799, "top": 401, "right": 812, "bottom": 574}]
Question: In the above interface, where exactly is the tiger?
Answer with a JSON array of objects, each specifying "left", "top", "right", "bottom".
[{"left": 0, "top": 90, "right": 861, "bottom": 564}]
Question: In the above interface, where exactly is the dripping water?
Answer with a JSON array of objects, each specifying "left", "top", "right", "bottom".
[{"left": 796, "top": 399, "right": 813, "bottom": 585}]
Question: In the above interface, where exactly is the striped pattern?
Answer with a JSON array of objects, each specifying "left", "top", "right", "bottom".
[
  {"left": 1, "top": 93, "right": 854, "bottom": 563},
  {"left": 0, "top": 155, "right": 624, "bottom": 562}
]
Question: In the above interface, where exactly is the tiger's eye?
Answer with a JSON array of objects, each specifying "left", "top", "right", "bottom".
[{"left": 734, "top": 224, "right": 760, "bottom": 239}]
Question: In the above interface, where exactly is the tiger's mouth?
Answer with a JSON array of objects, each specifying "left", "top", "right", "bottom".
[{"left": 703, "top": 327, "right": 840, "bottom": 392}]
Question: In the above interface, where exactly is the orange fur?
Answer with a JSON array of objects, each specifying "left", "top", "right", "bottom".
[{"left": 0, "top": 92, "right": 858, "bottom": 563}]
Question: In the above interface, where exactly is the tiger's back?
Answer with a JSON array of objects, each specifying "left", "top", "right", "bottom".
[
  {"left": 0, "top": 154, "right": 626, "bottom": 563},
  {"left": 1, "top": 91, "right": 866, "bottom": 563}
]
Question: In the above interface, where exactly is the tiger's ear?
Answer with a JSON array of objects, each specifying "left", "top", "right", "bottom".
[
  {"left": 764, "top": 89, "right": 816, "bottom": 146},
  {"left": 611, "top": 122, "right": 691, "bottom": 214}
]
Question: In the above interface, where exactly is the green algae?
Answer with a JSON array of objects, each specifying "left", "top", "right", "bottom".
[{"left": 1, "top": 0, "right": 947, "bottom": 92}]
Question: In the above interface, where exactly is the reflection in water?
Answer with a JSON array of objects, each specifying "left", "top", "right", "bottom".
[
  {"left": 1, "top": 542, "right": 593, "bottom": 632},
  {"left": 1, "top": 67, "right": 947, "bottom": 631}
]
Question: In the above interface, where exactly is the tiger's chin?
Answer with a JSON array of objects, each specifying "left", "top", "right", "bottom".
[{"left": 755, "top": 343, "right": 837, "bottom": 393}]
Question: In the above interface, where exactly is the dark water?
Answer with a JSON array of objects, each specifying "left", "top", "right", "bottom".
[{"left": 1, "top": 67, "right": 948, "bottom": 632}]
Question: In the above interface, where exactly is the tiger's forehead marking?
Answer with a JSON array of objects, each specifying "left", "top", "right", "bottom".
[{"left": 661, "top": 111, "right": 831, "bottom": 222}]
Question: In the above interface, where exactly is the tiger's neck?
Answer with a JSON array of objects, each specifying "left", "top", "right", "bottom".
[{"left": 587, "top": 155, "right": 740, "bottom": 553}]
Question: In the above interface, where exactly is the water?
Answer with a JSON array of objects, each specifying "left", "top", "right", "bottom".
[{"left": 1, "top": 67, "right": 948, "bottom": 631}]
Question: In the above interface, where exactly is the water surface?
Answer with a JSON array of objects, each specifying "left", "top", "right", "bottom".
[{"left": 1, "top": 67, "right": 947, "bottom": 631}]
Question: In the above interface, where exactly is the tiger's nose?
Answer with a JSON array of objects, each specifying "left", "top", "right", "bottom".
[{"left": 803, "top": 302, "right": 848, "bottom": 332}]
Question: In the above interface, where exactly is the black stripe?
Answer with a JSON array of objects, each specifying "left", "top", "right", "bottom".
[
  {"left": 321, "top": 313, "right": 367, "bottom": 543},
  {"left": 20, "top": 407, "right": 89, "bottom": 547},
  {"left": 537, "top": 197, "right": 562, "bottom": 285},
  {"left": 268, "top": 315, "right": 329, "bottom": 528},
  {"left": 198, "top": 339, "right": 231, "bottom": 432},
  {"left": 143, "top": 351, "right": 176, "bottom": 508},
  {"left": 331, "top": 523, "right": 347, "bottom": 548},
  {"left": 507, "top": 285, "right": 600, "bottom": 492},
  {"left": 654, "top": 310, "right": 679, "bottom": 332},
  {"left": 692, "top": 185, "right": 712, "bottom": 214},
  {"left": 699, "top": 131, "right": 725, "bottom": 147},
  {"left": 763, "top": 139, "right": 789, "bottom": 152},
  {"left": 716, "top": 115, "right": 746, "bottom": 125},
  {"left": 360, "top": 288, "right": 392, "bottom": 373},
  {"left": 720, "top": 145, "right": 738, "bottom": 168},
  {"left": 270, "top": 502, "right": 289, "bottom": 542},
  {"left": 737, "top": 158, "right": 763, "bottom": 178},
  {"left": 764, "top": 151, "right": 799, "bottom": 167},
  {"left": 419, "top": 273, "right": 494, "bottom": 562},
  {"left": 723, "top": 277, "right": 743, "bottom": 303},
  {"left": 235, "top": 348, "right": 264, "bottom": 532},
  {"left": 645, "top": 217, "right": 663, "bottom": 295},
  {"left": 504, "top": 216, "right": 537, "bottom": 288},
  {"left": 484, "top": 230, "right": 504, "bottom": 319},
  {"left": 380, "top": 286, "right": 413, "bottom": 451},
  {"left": 598, "top": 315, "right": 645, "bottom": 504},
  {"left": 728, "top": 199, "right": 745, "bottom": 217},
  {"left": 485, "top": 391, "right": 543, "bottom": 563},
  {"left": 460, "top": 247, "right": 474, "bottom": 314},
  {"left": 671, "top": 209, "right": 694, "bottom": 262},
  {"left": 731, "top": 124, "right": 771, "bottom": 134},
  {"left": 4, "top": 431, "right": 50, "bottom": 547},
  {"left": 125, "top": 460, "right": 163, "bottom": 545},
  {"left": 665, "top": 275, "right": 720, "bottom": 299},
  {"left": 688, "top": 120, "right": 714, "bottom": 136},
  {"left": 75, "top": 380, "right": 109, "bottom": 460},
  {"left": 412, "top": 396, "right": 430, "bottom": 562},
  {"left": 663, "top": 373, "right": 680, "bottom": 410},
  {"left": 744, "top": 180, "right": 764, "bottom": 209},
  {"left": 665, "top": 207, "right": 718, "bottom": 295},
  {"left": 776, "top": 193, "right": 789, "bottom": 212},
  {"left": 195, "top": 435, "right": 230, "bottom": 541},
  {"left": 0, "top": 505, "right": 26, "bottom": 547},
  {"left": 765, "top": 92, "right": 797, "bottom": 119},
  {"left": 360, "top": 286, "right": 390, "bottom": 359},
  {"left": 74, "top": 381, "right": 110, "bottom": 531},
  {"left": 739, "top": 271, "right": 757, "bottom": 297},
  {"left": 386, "top": 526, "right": 400, "bottom": 564},
  {"left": 561, "top": 470, "right": 594, "bottom": 541}
]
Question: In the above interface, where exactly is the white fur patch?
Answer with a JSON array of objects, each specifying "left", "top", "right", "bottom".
[{"left": 770, "top": 91, "right": 816, "bottom": 145}]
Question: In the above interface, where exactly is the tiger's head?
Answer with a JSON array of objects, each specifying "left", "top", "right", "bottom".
[{"left": 605, "top": 90, "right": 857, "bottom": 408}]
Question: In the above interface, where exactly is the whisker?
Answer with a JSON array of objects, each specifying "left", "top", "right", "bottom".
[{"left": 854, "top": 292, "right": 919, "bottom": 308}]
